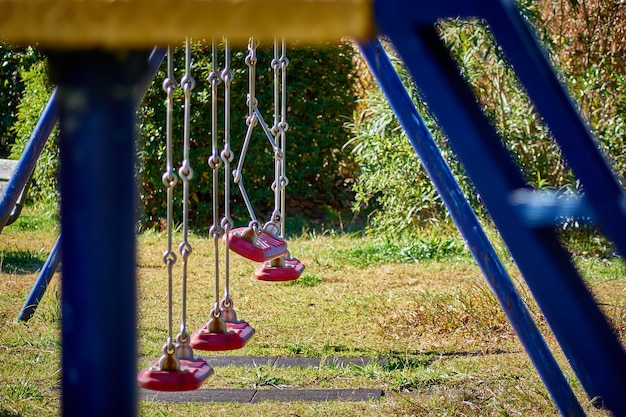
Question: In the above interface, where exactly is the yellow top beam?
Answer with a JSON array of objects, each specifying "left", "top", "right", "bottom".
[{"left": 0, "top": 0, "right": 375, "bottom": 48}]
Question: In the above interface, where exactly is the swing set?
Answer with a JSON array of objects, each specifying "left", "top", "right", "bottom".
[
  {"left": 2, "top": 1, "right": 626, "bottom": 415},
  {"left": 138, "top": 37, "right": 304, "bottom": 391}
]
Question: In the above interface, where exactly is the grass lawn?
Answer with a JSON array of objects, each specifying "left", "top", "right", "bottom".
[{"left": 1, "top": 205, "right": 624, "bottom": 416}]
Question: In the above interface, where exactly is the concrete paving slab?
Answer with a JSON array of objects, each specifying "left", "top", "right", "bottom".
[
  {"left": 251, "top": 388, "right": 383, "bottom": 403},
  {"left": 139, "top": 357, "right": 385, "bottom": 404},
  {"left": 141, "top": 388, "right": 256, "bottom": 403},
  {"left": 201, "top": 356, "right": 278, "bottom": 368},
  {"left": 322, "top": 357, "right": 379, "bottom": 368},
  {"left": 198, "top": 356, "right": 377, "bottom": 368},
  {"left": 273, "top": 357, "right": 322, "bottom": 368},
  {"left": 140, "top": 388, "right": 383, "bottom": 403}
]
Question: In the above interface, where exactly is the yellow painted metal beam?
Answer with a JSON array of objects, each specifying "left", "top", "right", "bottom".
[{"left": 0, "top": 0, "right": 375, "bottom": 48}]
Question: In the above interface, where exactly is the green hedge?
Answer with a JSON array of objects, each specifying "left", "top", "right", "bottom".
[
  {"left": 348, "top": 0, "right": 626, "bottom": 239},
  {"left": 0, "top": 44, "right": 40, "bottom": 158},
  {"left": 137, "top": 41, "right": 358, "bottom": 230},
  {"left": 8, "top": 60, "right": 59, "bottom": 205},
  {"left": 7, "top": 41, "right": 358, "bottom": 229}
]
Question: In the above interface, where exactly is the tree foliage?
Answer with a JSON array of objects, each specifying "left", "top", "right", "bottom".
[
  {"left": 5, "top": 42, "right": 358, "bottom": 230},
  {"left": 0, "top": 44, "right": 40, "bottom": 157},
  {"left": 348, "top": 0, "right": 626, "bottom": 237},
  {"left": 540, "top": 0, "right": 626, "bottom": 180},
  {"left": 137, "top": 41, "right": 358, "bottom": 229},
  {"left": 8, "top": 60, "right": 58, "bottom": 205},
  {"left": 346, "top": 51, "right": 467, "bottom": 236}
]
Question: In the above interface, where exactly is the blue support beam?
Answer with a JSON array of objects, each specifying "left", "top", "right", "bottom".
[
  {"left": 14, "top": 47, "right": 166, "bottom": 323},
  {"left": 483, "top": 2, "right": 626, "bottom": 258},
  {"left": 358, "top": 39, "right": 585, "bottom": 417},
  {"left": 47, "top": 49, "right": 150, "bottom": 416},
  {"left": 0, "top": 89, "right": 58, "bottom": 232},
  {"left": 17, "top": 234, "right": 61, "bottom": 321},
  {"left": 374, "top": 1, "right": 626, "bottom": 413}
]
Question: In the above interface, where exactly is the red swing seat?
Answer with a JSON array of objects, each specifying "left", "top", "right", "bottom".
[
  {"left": 190, "top": 320, "right": 255, "bottom": 351},
  {"left": 227, "top": 227, "right": 288, "bottom": 262},
  {"left": 137, "top": 358, "right": 213, "bottom": 392},
  {"left": 255, "top": 257, "right": 305, "bottom": 282}
]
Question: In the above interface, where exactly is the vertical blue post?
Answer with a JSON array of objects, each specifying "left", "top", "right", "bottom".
[
  {"left": 15, "top": 47, "right": 165, "bottom": 323},
  {"left": 47, "top": 50, "right": 149, "bottom": 416},
  {"left": 359, "top": 40, "right": 584, "bottom": 417}
]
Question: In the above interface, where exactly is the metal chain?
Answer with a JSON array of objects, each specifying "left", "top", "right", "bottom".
[
  {"left": 175, "top": 38, "right": 196, "bottom": 360},
  {"left": 220, "top": 39, "right": 238, "bottom": 323},
  {"left": 271, "top": 39, "right": 281, "bottom": 228},
  {"left": 233, "top": 37, "right": 260, "bottom": 223},
  {"left": 270, "top": 38, "right": 283, "bottom": 231},
  {"left": 232, "top": 37, "right": 284, "bottom": 234},
  {"left": 158, "top": 46, "right": 180, "bottom": 372},
  {"left": 278, "top": 38, "right": 290, "bottom": 239},
  {"left": 206, "top": 38, "right": 226, "bottom": 333}
]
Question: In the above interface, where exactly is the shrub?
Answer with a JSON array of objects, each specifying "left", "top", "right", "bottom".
[
  {"left": 0, "top": 44, "right": 40, "bottom": 157},
  {"left": 7, "top": 42, "right": 359, "bottom": 230},
  {"left": 347, "top": 44, "right": 478, "bottom": 237},
  {"left": 540, "top": 0, "right": 626, "bottom": 182},
  {"left": 439, "top": 14, "right": 574, "bottom": 189},
  {"left": 349, "top": 0, "right": 626, "bottom": 240},
  {"left": 9, "top": 60, "right": 59, "bottom": 205},
  {"left": 137, "top": 40, "right": 358, "bottom": 230}
]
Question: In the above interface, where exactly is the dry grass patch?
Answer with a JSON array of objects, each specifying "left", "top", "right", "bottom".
[{"left": 0, "top": 210, "right": 621, "bottom": 416}]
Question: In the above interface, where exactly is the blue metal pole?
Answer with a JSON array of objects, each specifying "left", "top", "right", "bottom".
[
  {"left": 17, "top": 234, "right": 61, "bottom": 321},
  {"left": 483, "top": 1, "right": 626, "bottom": 262},
  {"left": 0, "top": 47, "right": 163, "bottom": 234},
  {"left": 14, "top": 47, "right": 166, "bottom": 323},
  {"left": 358, "top": 39, "right": 585, "bottom": 417},
  {"left": 47, "top": 49, "right": 149, "bottom": 417},
  {"left": 134, "top": 48, "right": 166, "bottom": 107},
  {"left": 0, "top": 89, "right": 58, "bottom": 232},
  {"left": 373, "top": 6, "right": 626, "bottom": 412}
]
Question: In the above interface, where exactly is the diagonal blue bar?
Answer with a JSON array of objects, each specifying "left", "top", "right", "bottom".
[
  {"left": 358, "top": 39, "right": 585, "bottom": 417},
  {"left": 13, "top": 47, "right": 166, "bottom": 323},
  {"left": 16, "top": 234, "right": 62, "bottom": 321},
  {"left": 0, "top": 89, "right": 58, "bottom": 232},
  {"left": 374, "top": 0, "right": 626, "bottom": 414},
  {"left": 482, "top": 2, "right": 626, "bottom": 260}
]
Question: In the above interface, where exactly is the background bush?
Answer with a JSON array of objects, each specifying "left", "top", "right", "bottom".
[
  {"left": 5, "top": 0, "right": 625, "bottom": 241},
  {"left": 346, "top": 50, "right": 470, "bottom": 236},
  {"left": 4, "top": 41, "right": 359, "bottom": 230},
  {"left": 137, "top": 41, "right": 358, "bottom": 230},
  {"left": 0, "top": 44, "right": 40, "bottom": 158},
  {"left": 8, "top": 60, "right": 58, "bottom": 205},
  {"left": 348, "top": 0, "right": 626, "bottom": 239}
]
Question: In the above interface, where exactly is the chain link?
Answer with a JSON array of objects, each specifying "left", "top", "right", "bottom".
[
  {"left": 233, "top": 37, "right": 287, "bottom": 231},
  {"left": 278, "top": 38, "right": 289, "bottom": 237},
  {"left": 175, "top": 38, "right": 196, "bottom": 360},
  {"left": 158, "top": 46, "right": 179, "bottom": 371},
  {"left": 209, "top": 38, "right": 224, "bottom": 322},
  {"left": 220, "top": 39, "right": 235, "bottom": 316},
  {"left": 271, "top": 38, "right": 283, "bottom": 228}
]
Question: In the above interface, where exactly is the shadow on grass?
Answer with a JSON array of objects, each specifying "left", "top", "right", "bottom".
[
  {"left": 287, "top": 343, "right": 518, "bottom": 370},
  {"left": 0, "top": 250, "right": 47, "bottom": 274},
  {"left": 380, "top": 348, "right": 517, "bottom": 371}
]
